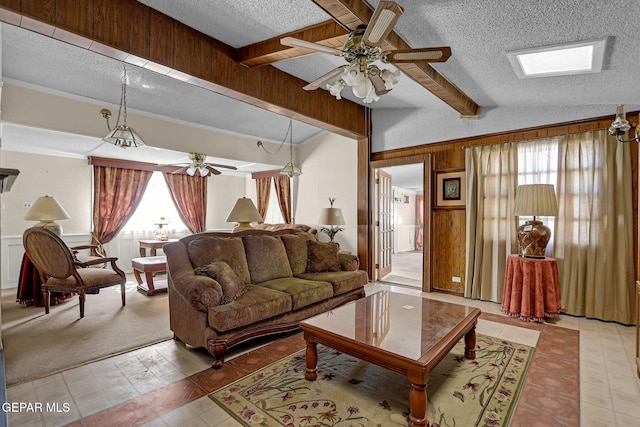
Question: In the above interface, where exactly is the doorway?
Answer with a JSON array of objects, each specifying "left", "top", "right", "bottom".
[{"left": 374, "top": 163, "right": 424, "bottom": 289}]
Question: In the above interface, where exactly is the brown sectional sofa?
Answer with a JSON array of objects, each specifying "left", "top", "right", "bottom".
[{"left": 164, "top": 228, "right": 367, "bottom": 368}]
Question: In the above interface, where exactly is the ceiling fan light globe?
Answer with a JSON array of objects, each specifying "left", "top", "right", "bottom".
[
  {"left": 381, "top": 69, "right": 401, "bottom": 90},
  {"left": 352, "top": 76, "right": 373, "bottom": 99},
  {"left": 327, "top": 80, "right": 345, "bottom": 99},
  {"left": 199, "top": 167, "right": 209, "bottom": 176},
  {"left": 187, "top": 166, "right": 197, "bottom": 176}
]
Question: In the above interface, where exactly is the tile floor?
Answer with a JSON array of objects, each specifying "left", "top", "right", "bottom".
[{"left": 4, "top": 282, "right": 640, "bottom": 426}]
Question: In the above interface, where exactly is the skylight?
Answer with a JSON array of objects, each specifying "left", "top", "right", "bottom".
[{"left": 507, "top": 39, "right": 606, "bottom": 78}]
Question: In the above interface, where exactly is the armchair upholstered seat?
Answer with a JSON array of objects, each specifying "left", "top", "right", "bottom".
[{"left": 23, "top": 227, "right": 126, "bottom": 318}]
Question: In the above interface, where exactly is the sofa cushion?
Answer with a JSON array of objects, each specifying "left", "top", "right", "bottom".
[
  {"left": 208, "top": 285, "right": 292, "bottom": 332},
  {"left": 259, "top": 277, "right": 334, "bottom": 310},
  {"left": 195, "top": 261, "right": 246, "bottom": 304},
  {"left": 297, "top": 270, "right": 368, "bottom": 296},
  {"left": 188, "top": 236, "right": 251, "bottom": 284},
  {"left": 279, "top": 233, "right": 317, "bottom": 275},
  {"left": 307, "top": 241, "right": 341, "bottom": 273},
  {"left": 243, "top": 234, "right": 293, "bottom": 283}
]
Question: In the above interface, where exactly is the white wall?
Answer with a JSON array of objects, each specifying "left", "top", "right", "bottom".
[{"left": 296, "top": 132, "right": 359, "bottom": 254}]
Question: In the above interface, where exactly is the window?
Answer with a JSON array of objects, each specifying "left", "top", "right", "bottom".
[
  {"left": 517, "top": 138, "right": 559, "bottom": 255},
  {"left": 262, "top": 180, "right": 284, "bottom": 224},
  {"left": 121, "top": 172, "right": 187, "bottom": 231}
]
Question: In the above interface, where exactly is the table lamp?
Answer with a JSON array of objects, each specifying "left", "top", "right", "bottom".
[
  {"left": 225, "top": 197, "right": 263, "bottom": 231},
  {"left": 153, "top": 216, "right": 169, "bottom": 241},
  {"left": 318, "top": 198, "right": 345, "bottom": 242},
  {"left": 24, "top": 195, "right": 71, "bottom": 237},
  {"left": 513, "top": 184, "right": 558, "bottom": 258}
]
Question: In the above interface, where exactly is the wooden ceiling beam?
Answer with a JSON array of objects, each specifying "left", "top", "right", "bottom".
[
  {"left": 238, "top": 21, "right": 349, "bottom": 67},
  {"left": 311, "top": 0, "right": 481, "bottom": 117}
]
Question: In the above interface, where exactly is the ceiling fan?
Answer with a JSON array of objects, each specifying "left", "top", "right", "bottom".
[
  {"left": 280, "top": 1, "right": 451, "bottom": 103},
  {"left": 168, "top": 153, "right": 238, "bottom": 177}
]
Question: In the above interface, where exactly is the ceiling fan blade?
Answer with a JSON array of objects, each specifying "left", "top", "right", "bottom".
[
  {"left": 303, "top": 66, "right": 346, "bottom": 91},
  {"left": 384, "top": 47, "right": 452, "bottom": 63},
  {"left": 362, "top": 1, "right": 404, "bottom": 47},
  {"left": 171, "top": 166, "right": 190, "bottom": 175},
  {"left": 280, "top": 37, "right": 343, "bottom": 56},
  {"left": 206, "top": 163, "right": 238, "bottom": 170},
  {"left": 205, "top": 165, "right": 221, "bottom": 175}
]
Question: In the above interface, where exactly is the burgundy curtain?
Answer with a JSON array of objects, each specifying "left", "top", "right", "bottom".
[
  {"left": 415, "top": 195, "right": 424, "bottom": 250},
  {"left": 92, "top": 165, "right": 152, "bottom": 249},
  {"left": 162, "top": 172, "right": 207, "bottom": 233},
  {"left": 273, "top": 175, "right": 292, "bottom": 223},
  {"left": 256, "top": 177, "right": 271, "bottom": 221}
]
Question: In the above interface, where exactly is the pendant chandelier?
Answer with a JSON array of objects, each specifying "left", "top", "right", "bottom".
[{"left": 100, "top": 66, "right": 145, "bottom": 148}]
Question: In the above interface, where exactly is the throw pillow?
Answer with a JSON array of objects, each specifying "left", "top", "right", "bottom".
[
  {"left": 280, "top": 232, "right": 317, "bottom": 275},
  {"left": 188, "top": 236, "right": 251, "bottom": 284},
  {"left": 243, "top": 234, "right": 293, "bottom": 283},
  {"left": 307, "top": 240, "right": 341, "bottom": 273},
  {"left": 195, "top": 261, "right": 246, "bottom": 304}
]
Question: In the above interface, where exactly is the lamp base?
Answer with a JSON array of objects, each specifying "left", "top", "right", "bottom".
[
  {"left": 517, "top": 220, "right": 551, "bottom": 258},
  {"left": 232, "top": 222, "right": 254, "bottom": 232},
  {"left": 34, "top": 221, "right": 63, "bottom": 237}
]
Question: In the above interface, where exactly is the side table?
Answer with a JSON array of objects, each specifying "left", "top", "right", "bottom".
[
  {"left": 501, "top": 254, "right": 561, "bottom": 322},
  {"left": 131, "top": 256, "right": 168, "bottom": 296},
  {"left": 138, "top": 239, "right": 177, "bottom": 257}
]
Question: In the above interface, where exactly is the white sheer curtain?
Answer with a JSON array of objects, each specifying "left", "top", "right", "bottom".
[
  {"left": 465, "top": 143, "right": 518, "bottom": 302},
  {"left": 517, "top": 138, "right": 559, "bottom": 257}
]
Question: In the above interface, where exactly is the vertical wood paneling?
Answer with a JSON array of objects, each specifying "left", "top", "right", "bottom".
[
  {"left": 149, "top": 8, "right": 173, "bottom": 67},
  {"left": 129, "top": 1, "right": 150, "bottom": 59},
  {"left": 55, "top": 0, "right": 79, "bottom": 32},
  {"left": 92, "top": 0, "right": 130, "bottom": 51},
  {"left": 173, "top": 23, "right": 195, "bottom": 76},
  {"left": 22, "top": 0, "right": 54, "bottom": 23},
  {"left": 192, "top": 31, "right": 213, "bottom": 81}
]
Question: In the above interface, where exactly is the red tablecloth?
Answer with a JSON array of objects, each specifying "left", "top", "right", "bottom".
[
  {"left": 16, "top": 253, "right": 75, "bottom": 306},
  {"left": 501, "top": 254, "right": 561, "bottom": 322}
]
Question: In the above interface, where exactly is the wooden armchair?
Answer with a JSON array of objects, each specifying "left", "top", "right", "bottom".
[
  {"left": 70, "top": 244, "right": 107, "bottom": 268},
  {"left": 23, "top": 227, "right": 126, "bottom": 318}
]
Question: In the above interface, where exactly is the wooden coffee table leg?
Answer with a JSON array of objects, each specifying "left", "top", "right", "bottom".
[
  {"left": 408, "top": 380, "right": 427, "bottom": 427},
  {"left": 145, "top": 271, "right": 156, "bottom": 296},
  {"left": 464, "top": 324, "right": 477, "bottom": 359},
  {"left": 133, "top": 269, "right": 143, "bottom": 284},
  {"left": 304, "top": 337, "right": 318, "bottom": 381}
]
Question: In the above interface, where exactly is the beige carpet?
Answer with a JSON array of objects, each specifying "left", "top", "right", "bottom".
[{"left": 1, "top": 279, "right": 172, "bottom": 385}]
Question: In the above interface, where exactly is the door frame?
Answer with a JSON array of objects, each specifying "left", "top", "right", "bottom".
[{"left": 370, "top": 154, "right": 432, "bottom": 292}]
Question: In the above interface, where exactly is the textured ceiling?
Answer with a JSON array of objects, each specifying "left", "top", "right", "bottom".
[{"left": 3, "top": 0, "right": 640, "bottom": 175}]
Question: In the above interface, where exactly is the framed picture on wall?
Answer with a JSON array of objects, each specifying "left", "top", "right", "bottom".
[{"left": 434, "top": 168, "right": 466, "bottom": 210}]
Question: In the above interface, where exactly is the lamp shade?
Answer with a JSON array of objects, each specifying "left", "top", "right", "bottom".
[
  {"left": 513, "top": 184, "right": 558, "bottom": 217},
  {"left": 24, "top": 195, "right": 71, "bottom": 237},
  {"left": 225, "top": 198, "right": 263, "bottom": 231},
  {"left": 24, "top": 195, "right": 71, "bottom": 221},
  {"left": 317, "top": 208, "right": 345, "bottom": 226}
]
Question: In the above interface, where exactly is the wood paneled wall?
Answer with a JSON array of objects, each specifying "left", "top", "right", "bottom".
[{"left": 371, "top": 113, "right": 640, "bottom": 294}]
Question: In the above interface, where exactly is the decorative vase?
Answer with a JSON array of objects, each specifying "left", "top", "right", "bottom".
[{"left": 516, "top": 220, "right": 551, "bottom": 258}]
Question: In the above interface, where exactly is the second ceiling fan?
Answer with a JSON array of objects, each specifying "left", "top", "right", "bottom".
[
  {"left": 281, "top": 1, "right": 451, "bottom": 103},
  {"left": 169, "top": 153, "right": 238, "bottom": 177}
]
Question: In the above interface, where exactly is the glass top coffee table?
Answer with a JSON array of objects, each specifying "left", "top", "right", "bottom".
[{"left": 300, "top": 290, "right": 481, "bottom": 427}]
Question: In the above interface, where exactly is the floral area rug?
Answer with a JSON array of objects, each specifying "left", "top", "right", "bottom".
[{"left": 209, "top": 334, "right": 534, "bottom": 427}]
